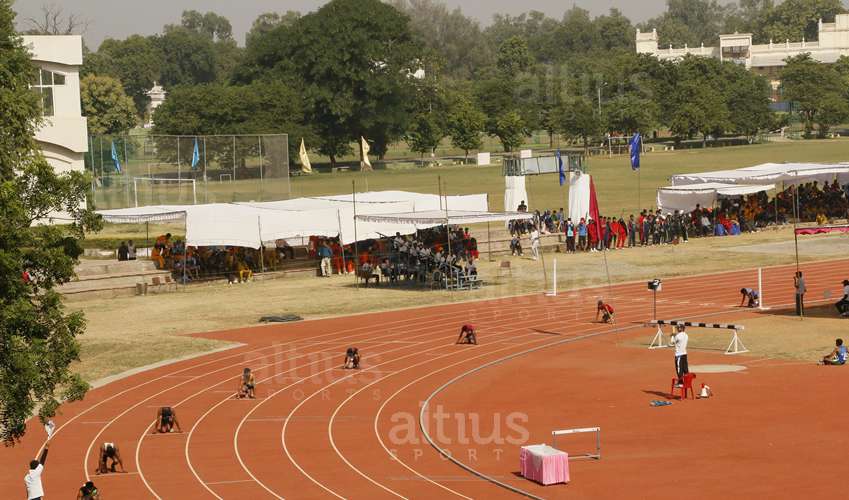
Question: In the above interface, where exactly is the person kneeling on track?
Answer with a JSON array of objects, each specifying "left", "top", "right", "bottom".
[
  {"left": 740, "top": 288, "right": 760, "bottom": 308},
  {"left": 835, "top": 280, "right": 849, "bottom": 317},
  {"left": 77, "top": 480, "right": 99, "bottom": 499},
  {"left": 344, "top": 347, "right": 361, "bottom": 369},
  {"left": 153, "top": 406, "right": 182, "bottom": 434},
  {"left": 237, "top": 367, "right": 256, "bottom": 399},
  {"left": 821, "top": 338, "right": 847, "bottom": 365},
  {"left": 456, "top": 324, "right": 477, "bottom": 345},
  {"left": 595, "top": 300, "right": 615, "bottom": 324},
  {"left": 96, "top": 443, "right": 125, "bottom": 474}
]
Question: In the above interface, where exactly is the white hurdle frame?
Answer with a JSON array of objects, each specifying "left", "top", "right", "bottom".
[
  {"left": 647, "top": 320, "right": 749, "bottom": 355},
  {"left": 551, "top": 427, "right": 601, "bottom": 460},
  {"left": 545, "top": 258, "right": 557, "bottom": 297}
]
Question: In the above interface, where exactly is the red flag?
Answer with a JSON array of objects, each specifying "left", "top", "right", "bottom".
[{"left": 588, "top": 176, "right": 602, "bottom": 241}]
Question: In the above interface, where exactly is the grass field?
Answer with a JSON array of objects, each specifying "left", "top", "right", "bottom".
[{"left": 85, "top": 138, "right": 849, "bottom": 248}]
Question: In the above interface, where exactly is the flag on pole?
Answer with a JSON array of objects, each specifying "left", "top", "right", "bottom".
[
  {"left": 191, "top": 138, "right": 200, "bottom": 170},
  {"left": 556, "top": 149, "right": 566, "bottom": 186},
  {"left": 110, "top": 141, "right": 122, "bottom": 173},
  {"left": 299, "top": 138, "right": 312, "bottom": 173},
  {"left": 360, "top": 136, "right": 372, "bottom": 170},
  {"left": 589, "top": 176, "right": 602, "bottom": 241},
  {"left": 629, "top": 132, "right": 641, "bottom": 171}
]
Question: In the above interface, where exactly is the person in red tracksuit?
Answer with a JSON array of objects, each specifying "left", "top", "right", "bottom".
[{"left": 596, "top": 300, "right": 615, "bottom": 324}]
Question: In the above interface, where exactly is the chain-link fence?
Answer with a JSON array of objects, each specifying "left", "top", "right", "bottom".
[{"left": 86, "top": 134, "right": 290, "bottom": 209}]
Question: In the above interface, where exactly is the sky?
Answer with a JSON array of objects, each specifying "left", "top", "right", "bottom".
[{"left": 13, "top": 0, "right": 680, "bottom": 49}]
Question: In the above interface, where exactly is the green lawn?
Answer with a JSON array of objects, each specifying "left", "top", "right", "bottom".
[{"left": 85, "top": 138, "right": 849, "bottom": 248}]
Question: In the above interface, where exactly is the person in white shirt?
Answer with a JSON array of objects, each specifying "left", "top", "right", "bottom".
[
  {"left": 794, "top": 271, "right": 806, "bottom": 317},
  {"left": 25, "top": 441, "right": 49, "bottom": 500},
  {"left": 530, "top": 227, "right": 541, "bottom": 261},
  {"left": 670, "top": 325, "right": 689, "bottom": 386}
]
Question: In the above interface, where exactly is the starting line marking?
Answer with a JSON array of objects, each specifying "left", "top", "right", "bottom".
[{"left": 205, "top": 479, "right": 255, "bottom": 486}]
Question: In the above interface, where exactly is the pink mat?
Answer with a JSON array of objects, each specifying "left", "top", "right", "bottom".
[{"left": 519, "top": 445, "right": 570, "bottom": 485}]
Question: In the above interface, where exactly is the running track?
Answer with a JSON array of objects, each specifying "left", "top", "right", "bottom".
[{"left": 3, "top": 259, "right": 849, "bottom": 499}]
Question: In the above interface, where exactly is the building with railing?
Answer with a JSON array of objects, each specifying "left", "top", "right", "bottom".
[
  {"left": 637, "top": 14, "right": 849, "bottom": 101},
  {"left": 22, "top": 35, "right": 88, "bottom": 176}
]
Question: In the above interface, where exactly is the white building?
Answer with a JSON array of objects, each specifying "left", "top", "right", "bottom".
[
  {"left": 23, "top": 35, "right": 88, "bottom": 176},
  {"left": 145, "top": 82, "right": 166, "bottom": 128},
  {"left": 637, "top": 14, "right": 849, "bottom": 100}
]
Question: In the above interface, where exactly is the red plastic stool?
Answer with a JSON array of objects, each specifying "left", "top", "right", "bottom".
[{"left": 670, "top": 373, "right": 697, "bottom": 400}]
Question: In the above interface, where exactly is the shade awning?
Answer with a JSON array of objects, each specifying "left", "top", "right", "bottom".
[
  {"left": 355, "top": 210, "right": 533, "bottom": 225},
  {"left": 657, "top": 183, "right": 774, "bottom": 213},
  {"left": 671, "top": 163, "right": 849, "bottom": 186}
]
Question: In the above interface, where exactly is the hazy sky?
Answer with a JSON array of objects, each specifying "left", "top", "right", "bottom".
[{"left": 13, "top": 0, "right": 680, "bottom": 48}]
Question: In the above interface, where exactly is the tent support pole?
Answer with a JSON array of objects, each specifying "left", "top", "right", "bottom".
[
  {"left": 438, "top": 175, "right": 443, "bottom": 210},
  {"left": 146, "top": 221, "right": 149, "bottom": 254},
  {"left": 487, "top": 221, "right": 492, "bottom": 262},
  {"left": 353, "top": 181, "right": 360, "bottom": 290},
  {"left": 258, "top": 216, "right": 265, "bottom": 273},
  {"left": 337, "top": 209, "right": 346, "bottom": 275},
  {"left": 793, "top": 185, "right": 800, "bottom": 273}
]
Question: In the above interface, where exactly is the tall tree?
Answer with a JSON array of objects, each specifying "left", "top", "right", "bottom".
[
  {"left": 603, "top": 93, "right": 658, "bottom": 135},
  {"left": 496, "top": 36, "right": 532, "bottom": 74},
  {"left": 1, "top": 0, "right": 100, "bottom": 444},
  {"left": 725, "top": 69, "right": 772, "bottom": 142},
  {"left": 557, "top": 96, "right": 602, "bottom": 154},
  {"left": 446, "top": 93, "right": 485, "bottom": 160},
  {"left": 81, "top": 35, "right": 162, "bottom": 117},
  {"left": 781, "top": 53, "right": 845, "bottom": 137},
  {"left": 179, "top": 10, "right": 233, "bottom": 41},
  {"left": 80, "top": 75, "right": 137, "bottom": 135},
  {"left": 490, "top": 111, "right": 528, "bottom": 152},
  {"left": 23, "top": 4, "right": 87, "bottom": 35},
  {"left": 761, "top": 0, "right": 845, "bottom": 43},
  {"left": 246, "top": 11, "right": 301, "bottom": 48},
  {"left": 155, "top": 27, "right": 218, "bottom": 87}
]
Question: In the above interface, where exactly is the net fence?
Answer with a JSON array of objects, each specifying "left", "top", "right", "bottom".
[{"left": 86, "top": 134, "right": 290, "bottom": 209}]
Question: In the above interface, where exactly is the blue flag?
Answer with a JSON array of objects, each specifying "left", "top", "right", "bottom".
[
  {"left": 110, "top": 141, "right": 122, "bottom": 173},
  {"left": 557, "top": 149, "right": 565, "bottom": 186},
  {"left": 191, "top": 138, "right": 200, "bottom": 170},
  {"left": 629, "top": 132, "right": 641, "bottom": 171}
]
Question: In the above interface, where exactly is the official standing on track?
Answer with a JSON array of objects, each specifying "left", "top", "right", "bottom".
[
  {"left": 794, "top": 271, "right": 806, "bottom": 317},
  {"left": 25, "top": 441, "right": 49, "bottom": 500},
  {"left": 670, "top": 325, "right": 689, "bottom": 386}
]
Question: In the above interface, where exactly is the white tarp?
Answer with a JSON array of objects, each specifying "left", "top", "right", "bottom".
[
  {"left": 95, "top": 191, "right": 489, "bottom": 248},
  {"left": 356, "top": 210, "right": 534, "bottom": 226},
  {"left": 504, "top": 176, "right": 529, "bottom": 213},
  {"left": 657, "top": 182, "right": 775, "bottom": 214},
  {"left": 671, "top": 163, "right": 849, "bottom": 187},
  {"left": 568, "top": 172, "right": 590, "bottom": 222}
]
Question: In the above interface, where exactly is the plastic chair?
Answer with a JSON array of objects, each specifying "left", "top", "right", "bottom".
[{"left": 670, "top": 373, "right": 697, "bottom": 400}]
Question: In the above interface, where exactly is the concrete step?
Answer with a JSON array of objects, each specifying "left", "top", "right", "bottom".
[{"left": 75, "top": 259, "right": 158, "bottom": 278}]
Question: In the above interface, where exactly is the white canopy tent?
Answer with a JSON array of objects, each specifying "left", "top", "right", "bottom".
[
  {"left": 355, "top": 210, "right": 534, "bottom": 226},
  {"left": 656, "top": 183, "right": 775, "bottom": 214},
  {"left": 96, "top": 191, "right": 490, "bottom": 248},
  {"left": 671, "top": 163, "right": 849, "bottom": 187}
]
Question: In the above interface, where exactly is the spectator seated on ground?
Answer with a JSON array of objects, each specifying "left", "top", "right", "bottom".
[
  {"left": 456, "top": 324, "right": 477, "bottom": 344},
  {"left": 822, "top": 338, "right": 847, "bottom": 365},
  {"left": 153, "top": 406, "right": 182, "bottom": 434},
  {"left": 596, "top": 300, "right": 615, "bottom": 324},
  {"left": 96, "top": 443, "right": 125, "bottom": 474},
  {"left": 359, "top": 262, "right": 380, "bottom": 286},
  {"left": 714, "top": 223, "right": 727, "bottom": 236},
  {"left": 740, "top": 288, "right": 760, "bottom": 308},
  {"left": 510, "top": 235, "right": 523, "bottom": 256},
  {"left": 836, "top": 280, "right": 849, "bottom": 317}
]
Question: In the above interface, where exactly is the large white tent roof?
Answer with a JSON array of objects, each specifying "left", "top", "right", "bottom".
[
  {"left": 657, "top": 183, "right": 774, "bottom": 213},
  {"left": 356, "top": 210, "right": 533, "bottom": 225},
  {"left": 671, "top": 162, "right": 849, "bottom": 186},
  {"left": 96, "top": 191, "right": 490, "bottom": 248}
]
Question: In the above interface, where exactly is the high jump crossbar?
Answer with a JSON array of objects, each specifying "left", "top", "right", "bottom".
[
  {"left": 551, "top": 427, "right": 601, "bottom": 460},
  {"left": 646, "top": 320, "right": 748, "bottom": 355}
]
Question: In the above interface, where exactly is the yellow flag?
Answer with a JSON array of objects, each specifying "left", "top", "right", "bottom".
[
  {"left": 360, "top": 136, "right": 373, "bottom": 170},
  {"left": 298, "top": 138, "right": 312, "bottom": 173}
]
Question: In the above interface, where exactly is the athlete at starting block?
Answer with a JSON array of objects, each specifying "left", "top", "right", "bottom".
[
  {"left": 740, "top": 288, "right": 759, "bottom": 308},
  {"left": 456, "top": 324, "right": 477, "bottom": 344},
  {"left": 596, "top": 300, "right": 615, "bottom": 324}
]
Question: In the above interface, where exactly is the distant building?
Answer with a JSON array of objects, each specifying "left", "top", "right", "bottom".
[
  {"left": 22, "top": 35, "right": 88, "bottom": 176},
  {"left": 145, "top": 82, "right": 166, "bottom": 128},
  {"left": 637, "top": 14, "right": 849, "bottom": 101}
]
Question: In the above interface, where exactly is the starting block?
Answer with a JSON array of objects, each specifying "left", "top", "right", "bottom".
[
  {"left": 551, "top": 427, "right": 601, "bottom": 460},
  {"left": 647, "top": 320, "right": 748, "bottom": 355}
]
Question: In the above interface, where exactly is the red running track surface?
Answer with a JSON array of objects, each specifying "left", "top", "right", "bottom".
[{"left": 2, "top": 259, "right": 849, "bottom": 499}]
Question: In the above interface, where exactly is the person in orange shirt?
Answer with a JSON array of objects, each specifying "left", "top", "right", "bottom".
[
  {"left": 151, "top": 233, "right": 172, "bottom": 269},
  {"left": 331, "top": 241, "right": 344, "bottom": 275}
]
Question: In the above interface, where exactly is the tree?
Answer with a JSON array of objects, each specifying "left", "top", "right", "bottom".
[
  {"left": 593, "top": 8, "right": 635, "bottom": 51},
  {"left": 490, "top": 111, "right": 527, "bottom": 152},
  {"left": 406, "top": 112, "right": 443, "bottom": 157},
  {"left": 557, "top": 96, "right": 602, "bottom": 154},
  {"left": 155, "top": 27, "right": 218, "bottom": 87},
  {"left": 640, "top": 0, "right": 736, "bottom": 47},
  {"left": 446, "top": 93, "right": 485, "bottom": 160},
  {"left": 82, "top": 35, "right": 162, "bottom": 117},
  {"left": 238, "top": 0, "right": 422, "bottom": 167},
  {"left": 781, "top": 54, "right": 845, "bottom": 137},
  {"left": 603, "top": 93, "right": 658, "bottom": 135},
  {"left": 761, "top": 0, "right": 845, "bottom": 43},
  {"left": 726, "top": 71, "right": 772, "bottom": 141},
  {"left": 1, "top": 0, "right": 100, "bottom": 444},
  {"left": 80, "top": 75, "right": 137, "bottom": 135},
  {"left": 814, "top": 93, "right": 849, "bottom": 138},
  {"left": 246, "top": 11, "right": 301, "bottom": 48},
  {"left": 496, "top": 36, "right": 531, "bottom": 74},
  {"left": 23, "top": 4, "right": 87, "bottom": 35},
  {"left": 179, "top": 10, "right": 233, "bottom": 41}
]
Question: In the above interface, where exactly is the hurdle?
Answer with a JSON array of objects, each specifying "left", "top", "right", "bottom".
[
  {"left": 647, "top": 320, "right": 748, "bottom": 355},
  {"left": 551, "top": 427, "right": 601, "bottom": 460}
]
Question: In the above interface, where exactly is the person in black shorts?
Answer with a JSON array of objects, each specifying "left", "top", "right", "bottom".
[
  {"left": 153, "top": 406, "right": 182, "bottom": 433},
  {"left": 343, "top": 348, "right": 361, "bottom": 369},
  {"left": 456, "top": 324, "right": 477, "bottom": 344},
  {"left": 96, "top": 442, "right": 125, "bottom": 474},
  {"left": 77, "top": 480, "right": 99, "bottom": 499},
  {"left": 237, "top": 367, "right": 256, "bottom": 399}
]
